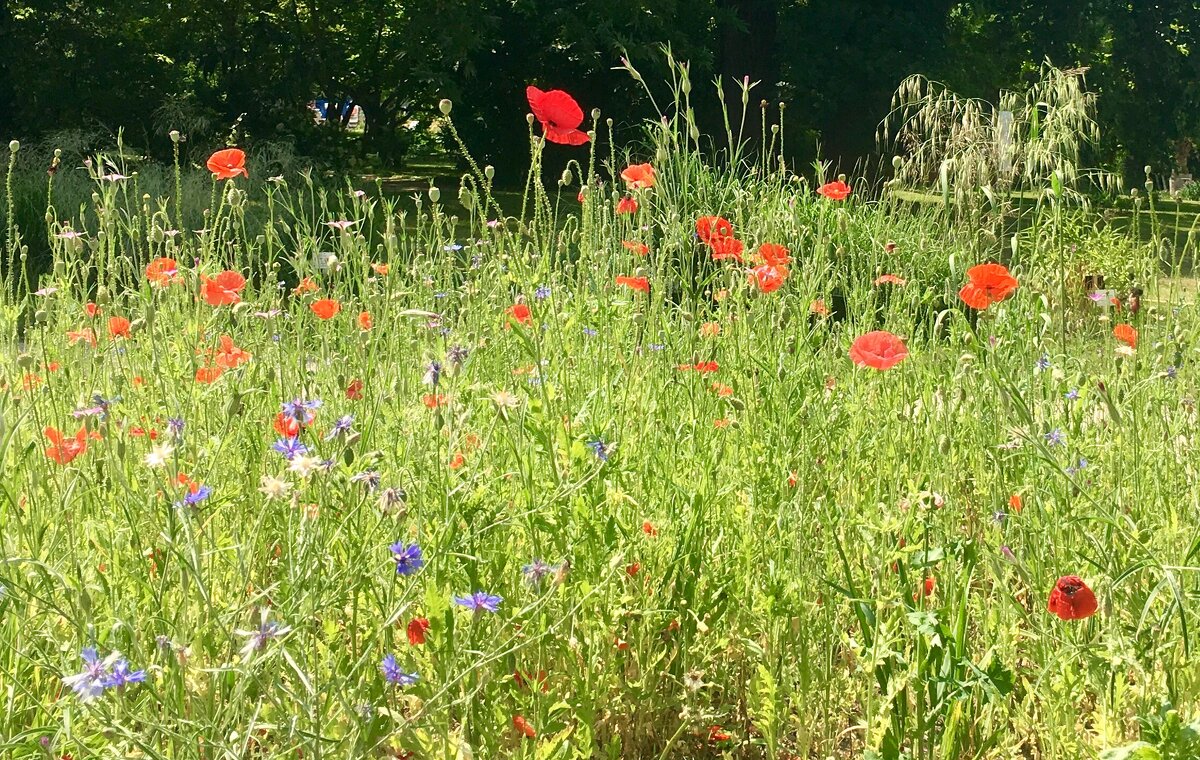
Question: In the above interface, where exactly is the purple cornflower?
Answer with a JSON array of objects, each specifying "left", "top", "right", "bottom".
[
  {"left": 992, "top": 511, "right": 1008, "bottom": 524},
  {"left": 1043, "top": 429, "right": 1065, "bottom": 447},
  {"left": 102, "top": 658, "right": 146, "bottom": 690},
  {"left": 1035, "top": 354, "right": 1051, "bottom": 372},
  {"left": 380, "top": 654, "right": 419, "bottom": 687},
  {"left": 390, "top": 542, "right": 425, "bottom": 576},
  {"left": 236, "top": 610, "right": 292, "bottom": 659},
  {"left": 324, "top": 415, "right": 355, "bottom": 441},
  {"left": 1065, "top": 388, "right": 1079, "bottom": 401},
  {"left": 423, "top": 361, "right": 442, "bottom": 387},
  {"left": 447, "top": 345, "right": 469, "bottom": 367},
  {"left": 522, "top": 559, "right": 554, "bottom": 586},
  {"left": 583, "top": 327, "right": 598, "bottom": 337},
  {"left": 281, "top": 398, "right": 321, "bottom": 424},
  {"left": 62, "top": 648, "right": 108, "bottom": 702},
  {"left": 350, "top": 470, "right": 381, "bottom": 491},
  {"left": 180, "top": 484, "right": 211, "bottom": 507},
  {"left": 167, "top": 417, "right": 185, "bottom": 437},
  {"left": 272, "top": 437, "right": 309, "bottom": 459},
  {"left": 1066, "top": 457, "right": 1088, "bottom": 476},
  {"left": 453, "top": 591, "right": 503, "bottom": 613},
  {"left": 1166, "top": 366, "right": 1178, "bottom": 379},
  {"left": 534, "top": 285, "right": 552, "bottom": 300}
]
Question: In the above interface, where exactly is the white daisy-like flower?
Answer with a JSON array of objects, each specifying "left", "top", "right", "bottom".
[
  {"left": 258, "top": 474, "right": 292, "bottom": 500},
  {"left": 144, "top": 443, "right": 175, "bottom": 469}
]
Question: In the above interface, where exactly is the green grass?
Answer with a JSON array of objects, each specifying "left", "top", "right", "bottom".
[{"left": 0, "top": 113, "right": 1198, "bottom": 760}]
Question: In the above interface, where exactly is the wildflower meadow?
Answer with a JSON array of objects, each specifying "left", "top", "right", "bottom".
[{"left": 2, "top": 63, "right": 1200, "bottom": 760}]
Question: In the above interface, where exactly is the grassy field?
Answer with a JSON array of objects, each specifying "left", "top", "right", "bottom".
[{"left": 1, "top": 106, "right": 1199, "bottom": 760}]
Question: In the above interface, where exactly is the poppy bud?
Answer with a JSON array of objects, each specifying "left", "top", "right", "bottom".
[
  {"left": 526, "top": 113, "right": 535, "bottom": 126},
  {"left": 606, "top": 118, "right": 613, "bottom": 128},
  {"left": 682, "top": 77, "right": 692, "bottom": 95},
  {"left": 150, "top": 226, "right": 164, "bottom": 244},
  {"left": 1144, "top": 165, "right": 1153, "bottom": 177},
  {"left": 34, "top": 309, "right": 48, "bottom": 324},
  {"left": 54, "top": 260, "right": 66, "bottom": 277},
  {"left": 19, "top": 251, "right": 26, "bottom": 262},
  {"left": 439, "top": 99, "right": 453, "bottom": 115},
  {"left": 1130, "top": 188, "right": 1139, "bottom": 198},
  {"left": 591, "top": 108, "right": 600, "bottom": 121},
  {"left": 484, "top": 165, "right": 495, "bottom": 181},
  {"left": 8, "top": 140, "right": 18, "bottom": 153},
  {"left": 96, "top": 286, "right": 111, "bottom": 305},
  {"left": 428, "top": 186, "right": 441, "bottom": 203},
  {"left": 1145, "top": 180, "right": 1154, "bottom": 193},
  {"left": 169, "top": 130, "right": 181, "bottom": 143},
  {"left": 892, "top": 156, "right": 903, "bottom": 170},
  {"left": 129, "top": 318, "right": 145, "bottom": 333},
  {"left": 771, "top": 124, "right": 779, "bottom": 134},
  {"left": 16, "top": 353, "right": 34, "bottom": 369},
  {"left": 560, "top": 168, "right": 573, "bottom": 186}
]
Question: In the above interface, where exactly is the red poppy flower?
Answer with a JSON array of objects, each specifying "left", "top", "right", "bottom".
[
  {"left": 850, "top": 331, "right": 908, "bottom": 371},
  {"left": 84, "top": 302, "right": 100, "bottom": 318},
  {"left": 1008, "top": 493, "right": 1023, "bottom": 513},
  {"left": 346, "top": 379, "right": 364, "bottom": 400},
  {"left": 642, "top": 520, "right": 658, "bottom": 536},
  {"left": 293, "top": 277, "right": 318, "bottom": 295},
  {"left": 622, "top": 240, "right": 649, "bottom": 256},
  {"left": 749, "top": 264, "right": 788, "bottom": 293},
  {"left": 708, "top": 235, "right": 745, "bottom": 261},
  {"left": 214, "top": 335, "right": 251, "bottom": 369},
  {"left": 513, "top": 669, "right": 549, "bottom": 692},
  {"left": 357, "top": 310, "right": 373, "bottom": 330},
  {"left": 711, "top": 382, "right": 733, "bottom": 397},
  {"left": 107, "top": 316, "right": 131, "bottom": 339},
  {"left": 810, "top": 299, "right": 829, "bottom": 316},
  {"left": 525, "top": 86, "right": 589, "bottom": 146},
  {"left": 757, "top": 243, "right": 791, "bottom": 266},
  {"left": 616, "top": 275, "right": 650, "bottom": 293},
  {"left": 959, "top": 263, "right": 1018, "bottom": 310},
  {"left": 422, "top": 393, "right": 447, "bottom": 409},
  {"left": 616, "top": 196, "right": 639, "bottom": 215},
  {"left": 407, "top": 617, "right": 430, "bottom": 646},
  {"left": 1047, "top": 575, "right": 1097, "bottom": 620},
  {"left": 449, "top": 451, "right": 466, "bottom": 469},
  {"left": 817, "top": 180, "right": 851, "bottom": 200},
  {"left": 626, "top": 562, "right": 641, "bottom": 576},
  {"left": 693, "top": 361, "right": 719, "bottom": 373},
  {"left": 512, "top": 715, "right": 537, "bottom": 739},
  {"left": 371, "top": 262, "right": 390, "bottom": 276},
  {"left": 695, "top": 216, "right": 734, "bottom": 243},
  {"left": 1113, "top": 323, "right": 1138, "bottom": 348},
  {"left": 621, "top": 163, "right": 656, "bottom": 189},
  {"left": 274, "top": 413, "right": 300, "bottom": 437},
  {"left": 874, "top": 274, "right": 907, "bottom": 287},
  {"left": 708, "top": 726, "right": 732, "bottom": 743},
  {"left": 310, "top": 298, "right": 341, "bottom": 320},
  {"left": 202, "top": 270, "right": 246, "bottom": 307},
  {"left": 145, "top": 257, "right": 179, "bottom": 286},
  {"left": 207, "top": 148, "right": 248, "bottom": 180},
  {"left": 195, "top": 365, "right": 223, "bottom": 384},
  {"left": 67, "top": 328, "right": 97, "bottom": 347},
  {"left": 506, "top": 303, "right": 532, "bottom": 326},
  {"left": 45, "top": 426, "right": 88, "bottom": 464}
]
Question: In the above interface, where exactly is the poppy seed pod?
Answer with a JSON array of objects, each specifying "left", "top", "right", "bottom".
[
  {"left": 96, "top": 287, "right": 111, "bottom": 305},
  {"left": 1144, "top": 165, "right": 1153, "bottom": 177},
  {"left": 169, "top": 130, "right": 181, "bottom": 143},
  {"left": 606, "top": 118, "right": 613, "bottom": 128},
  {"left": 439, "top": 99, "right": 453, "bottom": 116},
  {"left": 8, "top": 140, "right": 18, "bottom": 153},
  {"left": 484, "top": 165, "right": 495, "bottom": 181},
  {"left": 526, "top": 113, "right": 536, "bottom": 126},
  {"left": 34, "top": 309, "right": 48, "bottom": 324},
  {"left": 428, "top": 186, "right": 441, "bottom": 203},
  {"left": 892, "top": 156, "right": 903, "bottom": 170},
  {"left": 591, "top": 108, "right": 600, "bottom": 121}
]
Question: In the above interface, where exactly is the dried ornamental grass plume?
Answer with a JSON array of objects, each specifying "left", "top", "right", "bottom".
[
  {"left": 525, "top": 86, "right": 589, "bottom": 145},
  {"left": 959, "top": 263, "right": 1018, "bottom": 310},
  {"left": 850, "top": 331, "right": 909, "bottom": 370},
  {"left": 207, "top": 148, "right": 248, "bottom": 179}
]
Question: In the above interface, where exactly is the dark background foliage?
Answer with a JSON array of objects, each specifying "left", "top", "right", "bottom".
[{"left": 3, "top": 0, "right": 1198, "bottom": 182}]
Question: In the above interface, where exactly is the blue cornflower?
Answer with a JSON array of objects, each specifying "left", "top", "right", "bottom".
[
  {"left": 380, "top": 654, "right": 419, "bottom": 687},
  {"left": 434, "top": 292, "right": 448, "bottom": 299},
  {"left": 324, "top": 415, "right": 355, "bottom": 441},
  {"left": 992, "top": 511, "right": 1008, "bottom": 524},
  {"left": 535, "top": 285, "right": 552, "bottom": 300},
  {"left": 1166, "top": 366, "right": 1178, "bottom": 379},
  {"left": 62, "top": 647, "right": 108, "bottom": 702},
  {"left": 586, "top": 438, "right": 612, "bottom": 461},
  {"left": 1044, "top": 429, "right": 1065, "bottom": 447},
  {"left": 181, "top": 485, "right": 212, "bottom": 507},
  {"left": 281, "top": 398, "right": 321, "bottom": 424},
  {"left": 453, "top": 591, "right": 503, "bottom": 613},
  {"left": 423, "top": 361, "right": 442, "bottom": 387},
  {"left": 583, "top": 327, "right": 598, "bottom": 337},
  {"left": 1065, "top": 388, "right": 1079, "bottom": 400},
  {"left": 1066, "top": 457, "right": 1088, "bottom": 476},
  {"left": 236, "top": 610, "right": 292, "bottom": 659},
  {"left": 101, "top": 658, "right": 146, "bottom": 690},
  {"left": 444, "top": 243, "right": 464, "bottom": 252},
  {"left": 1035, "top": 354, "right": 1051, "bottom": 372},
  {"left": 167, "top": 417, "right": 185, "bottom": 437},
  {"left": 648, "top": 343, "right": 665, "bottom": 351},
  {"left": 390, "top": 542, "right": 425, "bottom": 576},
  {"left": 522, "top": 559, "right": 554, "bottom": 586},
  {"left": 447, "top": 345, "right": 469, "bottom": 367},
  {"left": 273, "top": 437, "right": 309, "bottom": 459}
]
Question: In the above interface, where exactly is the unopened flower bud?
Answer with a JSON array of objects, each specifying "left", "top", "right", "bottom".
[
  {"left": 96, "top": 286, "right": 111, "bottom": 305},
  {"left": 439, "top": 99, "right": 453, "bottom": 116},
  {"left": 428, "top": 186, "right": 441, "bottom": 203},
  {"left": 8, "top": 140, "right": 18, "bottom": 153},
  {"left": 34, "top": 309, "right": 48, "bottom": 324},
  {"left": 16, "top": 353, "right": 34, "bottom": 369},
  {"left": 526, "top": 113, "right": 536, "bottom": 126},
  {"left": 892, "top": 156, "right": 903, "bottom": 170},
  {"left": 560, "top": 168, "right": 573, "bottom": 185},
  {"left": 1144, "top": 165, "right": 1153, "bottom": 177},
  {"left": 169, "top": 130, "right": 181, "bottom": 143},
  {"left": 591, "top": 108, "right": 601, "bottom": 121},
  {"left": 484, "top": 165, "right": 495, "bottom": 180}
]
